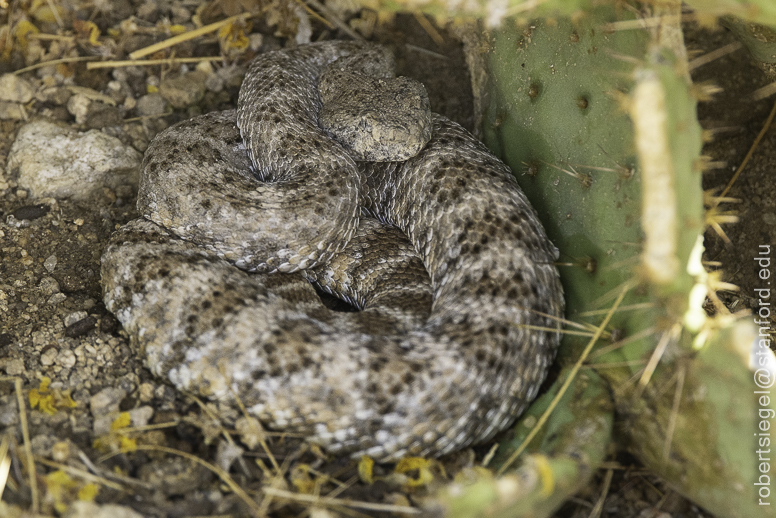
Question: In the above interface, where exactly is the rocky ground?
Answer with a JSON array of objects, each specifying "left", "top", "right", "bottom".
[{"left": 0, "top": 1, "right": 773, "bottom": 517}]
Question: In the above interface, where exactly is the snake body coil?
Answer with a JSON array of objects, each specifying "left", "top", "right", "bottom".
[{"left": 101, "top": 41, "right": 564, "bottom": 461}]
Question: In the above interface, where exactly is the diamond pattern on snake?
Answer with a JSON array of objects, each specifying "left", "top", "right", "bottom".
[{"left": 101, "top": 40, "right": 565, "bottom": 461}]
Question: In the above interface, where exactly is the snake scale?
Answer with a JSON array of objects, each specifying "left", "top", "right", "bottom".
[{"left": 101, "top": 41, "right": 564, "bottom": 461}]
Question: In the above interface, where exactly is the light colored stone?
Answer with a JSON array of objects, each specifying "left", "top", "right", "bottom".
[
  {"left": 0, "top": 73, "right": 35, "bottom": 103},
  {"left": 67, "top": 93, "right": 91, "bottom": 124},
  {"left": 7, "top": 120, "right": 141, "bottom": 200},
  {"left": 129, "top": 405, "right": 154, "bottom": 427},
  {"left": 44, "top": 254, "right": 57, "bottom": 272},
  {"left": 136, "top": 93, "right": 167, "bottom": 117},
  {"left": 64, "top": 501, "right": 144, "bottom": 518},
  {"left": 38, "top": 276, "right": 60, "bottom": 297},
  {"left": 90, "top": 386, "right": 127, "bottom": 416},
  {"left": 47, "top": 293, "right": 67, "bottom": 305},
  {"left": 159, "top": 70, "right": 207, "bottom": 109},
  {"left": 0, "top": 101, "right": 26, "bottom": 120},
  {"left": 40, "top": 347, "right": 58, "bottom": 366},
  {"left": 57, "top": 349, "right": 77, "bottom": 369},
  {"left": 3, "top": 358, "right": 24, "bottom": 376},
  {"left": 64, "top": 310, "right": 87, "bottom": 327}
]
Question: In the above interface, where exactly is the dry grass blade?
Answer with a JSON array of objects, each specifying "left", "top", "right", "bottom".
[
  {"left": 496, "top": 283, "right": 631, "bottom": 476},
  {"left": 588, "top": 468, "right": 613, "bottom": 518},
  {"left": 13, "top": 56, "right": 100, "bottom": 75},
  {"left": 0, "top": 434, "right": 10, "bottom": 501},
  {"left": 0, "top": 376, "right": 39, "bottom": 512},
  {"left": 688, "top": 41, "right": 742, "bottom": 71},
  {"left": 129, "top": 13, "right": 253, "bottom": 60},
  {"left": 636, "top": 323, "right": 681, "bottom": 395},
  {"left": 88, "top": 56, "right": 223, "bottom": 69},
  {"left": 588, "top": 326, "right": 658, "bottom": 360},
  {"left": 262, "top": 486, "right": 421, "bottom": 514},
  {"left": 302, "top": 0, "right": 362, "bottom": 41},
  {"left": 33, "top": 456, "right": 126, "bottom": 491},
  {"left": 752, "top": 81, "right": 776, "bottom": 101},
  {"left": 718, "top": 99, "right": 776, "bottom": 200},
  {"left": 105, "top": 445, "right": 262, "bottom": 516},
  {"left": 413, "top": 12, "right": 444, "bottom": 46},
  {"left": 663, "top": 362, "right": 687, "bottom": 462}
]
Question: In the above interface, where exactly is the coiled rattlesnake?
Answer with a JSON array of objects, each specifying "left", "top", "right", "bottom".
[{"left": 101, "top": 41, "right": 564, "bottom": 461}]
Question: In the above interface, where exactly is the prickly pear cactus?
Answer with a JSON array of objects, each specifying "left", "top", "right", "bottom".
[{"left": 428, "top": 2, "right": 776, "bottom": 517}]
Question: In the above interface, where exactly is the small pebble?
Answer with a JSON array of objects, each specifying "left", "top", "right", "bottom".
[
  {"left": 67, "top": 93, "right": 92, "bottom": 123},
  {"left": 47, "top": 293, "right": 67, "bottom": 305},
  {"left": 64, "top": 311, "right": 88, "bottom": 328},
  {"left": 129, "top": 405, "right": 154, "bottom": 427},
  {"left": 4, "top": 358, "right": 24, "bottom": 376},
  {"left": 65, "top": 315, "right": 97, "bottom": 338},
  {"left": 0, "top": 101, "right": 26, "bottom": 120},
  {"left": 159, "top": 71, "right": 207, "bottom": 109},
  {"left": 0, "top": 73, "right": 35, "bottom": 103},
  {"left": 38, "top": 276, "right": 60, "bottom": 297},
  {"left": 136, "top": 93, "right": 168, "bottom": 117},
  {"left": 44, "top": 254, "right": 57, "bottom": 272},
  {"left": 57, "top": 348, "right": 77, "bottom": 369},
  {"left": 11, "top": 204, "right": 49, "bottom": 221},
  {"left": 137, "top": 382, "right": 155, "bottom": 402},
  {"left": 64, "top": 501, "right": 145, "bottom": 518},
  {"left": 90, "top": 386, "right": 127, "bottom": 416},
  {"left": 40, "top": 347, "right": 58, "bottom": 366}
]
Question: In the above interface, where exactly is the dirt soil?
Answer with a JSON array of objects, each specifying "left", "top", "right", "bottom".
[{"left": 0, "top": 3, "right": 772, "bottom": 517}]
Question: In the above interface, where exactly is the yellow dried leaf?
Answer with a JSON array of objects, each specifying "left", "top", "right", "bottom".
[
  {"left": 147, "top": 85, "right": 159, "bottom": 94},
  {"left": 73, "top": 20, "right": 100, "bottom": 46},
  {"left": 77, "top": 483, "right": 99, "bottom": 502},
  {"left": 45, "top": 469, "right": 74, "bottom": 488},
  {"left": 28, "top": 389, "right": 41, "bottom": 409},
  {"left": 394, "top": 457, "right": 437, "bottom": 487},
  {"left": 29, "top": 377, "right": 77, "bottom": 415},
  {"left": 38, "top": 395, "right": 57, "bottom": 415},
  {"left": 14, "top": 19, "right": 40, "bottom": 48},
  {"left": 169, "top": 24, "right": 187, "bottom": 35},
  {"left": 218, "top": 20, "right": 251, "bottom": 53},
  {"left": 29, "top": 0, "right": 64, "bottom": 23},
  {"left": 44, "top": 469, "right": 76, "bottom": 512},
  {"left": 111, "top": 412, "right": 132, "bottom": 431},
  {"left": 289, "top": 464, "right": 316, "bottom": 494},
  {"left": 119, "top": 436, "right": 137, "bottom": 453},
  {"left": 533, "top": 454, "right": 554, "bottom": 497},
  {"left": 358, "top": 455, "right": 374, "bottom": 484},
  {"left": 58, "top": 392, "right": 77, "bottom": 410}
]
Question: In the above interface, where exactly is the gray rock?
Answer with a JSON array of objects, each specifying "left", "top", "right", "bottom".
[
  {"left": 159, "top": 70, "right": 207, "bottom": 109},
  {"left": 6, "top": 120, "right": 141, "bottom": 200},
  {"left": 64, "top": 501, "right": 145, "bottom": 518},
  {"left": 139, "top": 456, "right": 212, "bottom": 495},
  {"left": 0, "top": 400, "right": 19, "bottom": 426},
  {"left": 36, "top": 86, "right": 71, "bottom": 105},
  {"left": 0, "top": 73, "right": 35, "bottom": 103},
  {"left": 47, "top": 293, "right": 67, "bottom": 305},
  {"left": 0, "top": 101, "right": 26, "bottom": 120},
  {"left": 64, "top": 310, "right": 88, "bottom": 327},
  {"left": 44, "top": 254, "right": 57, "bottom": 272},
  {"left": 3, "top": 358, "right": 24, "bottom": 376},
  {"left": 90, "top": 386, "right": 127, "bottom": 417},
  {"left": 136, "top": 93, "right": 168, "bottom": 117},
  {"left": 128, "top": 405, "right": 154, "bottom": 427},
  {"left": 38, "top": 276, "right": 60, "bottom": 297},
  {"left": 66, "top": 93, "right": 91, "bottom": 123}
]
